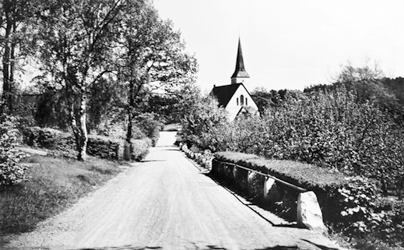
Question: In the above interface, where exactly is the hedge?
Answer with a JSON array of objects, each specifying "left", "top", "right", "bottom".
[
  {"left": 21, "top": 127, "right": 149, "bottom": 161},
  {"left": 214, "top": 151, "right": 347, "bottom": 192}
]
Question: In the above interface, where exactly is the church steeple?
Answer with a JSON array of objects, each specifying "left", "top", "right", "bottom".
[{"left": 231, "top": 38, "right": 250, "bottom": 84}]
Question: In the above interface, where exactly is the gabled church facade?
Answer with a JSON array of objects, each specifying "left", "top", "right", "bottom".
[{"left": 210, "top": 39, "right": 258, "bottom": 120}]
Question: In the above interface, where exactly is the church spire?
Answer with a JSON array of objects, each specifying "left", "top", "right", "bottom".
[{"left": 231, "top": 38, "right": 250, "bottom": 84}]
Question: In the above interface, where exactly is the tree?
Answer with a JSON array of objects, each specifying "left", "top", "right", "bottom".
[
  {"left": 0, "top": 0, "right": 38, "bottom": 114},
  {"left": 115, "top": 1, "right": 197, "bottom": 151},
  {"left": 35, "top": 0, "right": 126, "bottom": 160}
]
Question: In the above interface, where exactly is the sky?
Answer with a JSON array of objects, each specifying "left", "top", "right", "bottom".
[{"left": 153, "top": 0, "right": 404, "bottom": 93}]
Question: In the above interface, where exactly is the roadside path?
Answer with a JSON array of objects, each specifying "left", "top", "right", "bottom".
[{"left": 6, "top": 132, "right": 343, "bottom": 250}]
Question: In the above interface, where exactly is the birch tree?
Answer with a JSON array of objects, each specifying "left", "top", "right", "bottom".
[{"left": 36, "top": 0, "right": 125, "bottom": 160}]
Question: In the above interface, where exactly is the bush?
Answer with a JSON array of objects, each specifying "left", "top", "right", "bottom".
[
  {"left": 0, "top": 115, "right": 28, "bottom": 186},
  {"left": 130, "top": 139, "right": 151, "bottom": 161},
  {"left": 21, "top": 127, "right": 145, "bottom": 160},
  {"left": 87, "top": 135, "right": 124, "bottom": 160},
  {"left": 180, "top": 96, "right": 229, "bottom": 151},
  {"left": 134, "top": 113, "right": 163, "bottom": 147},
  {"left": 21, "top": 127, "right": 75, "bottom": 153}
]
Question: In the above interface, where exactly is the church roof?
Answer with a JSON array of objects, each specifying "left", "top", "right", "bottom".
[
  {"left": 231, "top": 38, "right": 250, "bottom": 79},
  {"left": 210, "top": 83, "right": 243, "bottom": 107}
]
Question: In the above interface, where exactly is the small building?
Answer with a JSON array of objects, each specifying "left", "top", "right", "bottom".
[{"left": 210, "top": 39, "right": 259, "bottom": 120}]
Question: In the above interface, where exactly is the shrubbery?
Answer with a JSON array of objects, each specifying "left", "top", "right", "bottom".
[
  {"left": 134, "top": 113, "right": 163, "bottom": 147},
  {"left": 0, "top": 115, "right": 28, "bottom": 185},
  {"left": 21, "top": 127, "right": 150, "bottom": 161},
  {"left": 130, "top": 138, "right": 151, "bottom": 161}
]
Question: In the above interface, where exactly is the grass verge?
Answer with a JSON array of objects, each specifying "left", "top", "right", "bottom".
[{"left": 0, "top": 154, "right": 124, "bottom": 236}]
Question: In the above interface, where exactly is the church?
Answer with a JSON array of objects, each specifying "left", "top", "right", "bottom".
[{"left": 210, "top": 39, "right": 259, "bottom": 120}]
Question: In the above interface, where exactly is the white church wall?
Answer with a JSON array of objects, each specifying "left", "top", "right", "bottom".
[{"left": 225, "top": 85, "right": 258, "bottom": 121}]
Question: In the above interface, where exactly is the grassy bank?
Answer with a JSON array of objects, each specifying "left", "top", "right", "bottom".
[{"left": 0, "top": 153, "right": 124, "bottom": 236}]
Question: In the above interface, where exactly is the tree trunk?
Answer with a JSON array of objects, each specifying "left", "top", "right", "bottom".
[
  {"left": 126, "top": 79, "right": 135, "bottom": 144},
  {"left": 2, "top": 15, "right": 13, "bottom": 114},
  {"left": 124, "top": 79, "right": 136, "bottom": 160},
  {"left": 75, "top": 91, "right": 88, "bottom": 161},
  {"left": 70, "top": 86, "right": 88, "bottom": 161}
]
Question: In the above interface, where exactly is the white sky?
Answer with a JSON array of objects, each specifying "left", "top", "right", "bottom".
[{"left": 153, "top": 0, "right": 404, "bottom": 93}]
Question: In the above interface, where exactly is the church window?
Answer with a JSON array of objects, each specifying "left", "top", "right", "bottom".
[
  {"left": 236, "top": 98, "right": 239, "bottom": 106},
  {"left": 246, "top": 98, "right": 248, "bottom": 105},
  {"left": 240, "top": 95, "right": 244, "bottom": 105}
]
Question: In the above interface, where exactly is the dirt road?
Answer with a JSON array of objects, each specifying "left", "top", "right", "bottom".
[{"left": 6, "top": 132, "right": 344, "bottom": 250}]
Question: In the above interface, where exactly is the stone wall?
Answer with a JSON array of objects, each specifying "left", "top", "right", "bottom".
[{"left": 211, "top": 157, "right": 325, "bottom": 231}]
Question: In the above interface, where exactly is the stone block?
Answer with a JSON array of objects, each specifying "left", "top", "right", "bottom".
[
  {"left": 263, "top": 177, "right": 280, "bottom": 202},
  {"left": 247, "top": 171, "right": 264, "bottom": 197},
  {"left": 232, "top": 166, "right": 238, "bottom": 180},
  {"left": 223, "top": 165, "right": 230, "bottom": 178},
  {"left": 297, "top": 191, "right": 325, "bottom": 231}
]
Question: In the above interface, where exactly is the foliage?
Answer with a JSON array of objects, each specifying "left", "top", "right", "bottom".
[
  {"left": 134, "top": 113, "right": 163, "bottom": 147},
  {"left": 0, "top": 114, "right": 28, "bottom": 185},
  {"left": 33, "top": 85, "right": 70, "bottom": 130},
  {"left": 130, "top": 139, "right": 151, "bottom": 161},
  {"left": 180, "top": 143, "right": 213, "bottom": 170},
  {"left": 383, "top": 77, "right": 404, "bottom": 106},
  {"left": 34, "top": 0, "right": 131, "bottom": 160},
  {"left": 214, "top": 151, "right": 346, "bottom": 191},
  {"left": 86, "top": 77, "right": 124, "bottom": 133},
  {"left": 180, "top": 95, "right": 229, "bottom": 151},
  {"left": 114, "top": 0, "right": 198, "bottom": 146},
  {"left": 140, "top": 83, "right": 201, "bottom": 124},
  {"left": 250, "top": 88, "right": 302, "bottom": 115},
  {"left": 334, "top": 177, "right": 379, "bottom": 238},
  {"left": 373, "top": 199, "right": 404, "bottom": 247},
  {"left": 28, "top": 0, "right": 198, "bottom": 160},
  {"left": 0, "top": 0, "right": 40, "bottom": 114},
  {"left": 21, "top": 126, "right": 151, "bottom": 161},
  {"left": 335, "top": 178, "right": 404, "bottom": 247}
]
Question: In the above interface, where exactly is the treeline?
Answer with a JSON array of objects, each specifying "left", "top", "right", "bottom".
[{"left": 0, "top": 0, "right": 198, "bottom": 161}]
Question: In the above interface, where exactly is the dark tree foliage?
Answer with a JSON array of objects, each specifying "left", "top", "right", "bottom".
[
  {"left": 251, "top": 88, "right": 304, "bottom": 115},
  {"left": 382, "top": 77, "right": 404, "bottom": 106},
  {"left": 140, "top": 94, "right": 178, "bottom": 123},
  {"left": 34, "top": 87, "right": 70, "bottom": 130}
]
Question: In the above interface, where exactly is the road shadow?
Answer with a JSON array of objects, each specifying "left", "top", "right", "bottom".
[
  {"left": 162, "top": 148, "right": 180, "bottom": 151},
  {"left": 301, "top": 239, "right": 340, "bottom": 250},
  {"left": 255, "top": 246, "right": 299, "bottom": 250},
  {"left": 140, "top": 160, "right": 166, "bottom": 163},
  {"left": 71, "top": 246, "right": 162, "bottom": 250},
  {"left": 71, "top": 244, "right": 320, "bottom": 250},
  {"left": 71, "top": 245, "right": 228, "bottom": 250},
  {"left": 205, "top": 172, "right": 296, "bottom": 228}
]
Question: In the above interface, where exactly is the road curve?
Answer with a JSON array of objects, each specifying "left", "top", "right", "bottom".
[{"left": 6, "top": 132, "right": 343, "bottom": 250}]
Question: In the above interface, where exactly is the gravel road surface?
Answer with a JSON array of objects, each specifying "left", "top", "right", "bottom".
[{"left": 5, "top": 132, "right": 344, "bottom": 250}]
